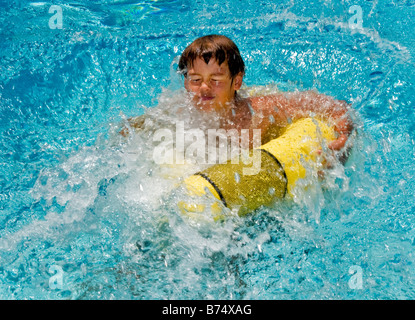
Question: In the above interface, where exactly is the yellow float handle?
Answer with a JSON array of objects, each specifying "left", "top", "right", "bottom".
[{"left": 180, "top": 118, "right": 336, "bottom": 219}]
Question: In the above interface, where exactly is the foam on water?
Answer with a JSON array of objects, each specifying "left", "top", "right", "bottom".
[{"left": 0, "top": 82, "right": 351, "bottom": 299}]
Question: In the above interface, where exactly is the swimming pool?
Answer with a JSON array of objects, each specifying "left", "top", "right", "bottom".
[{"left": 0, "top": 0, "right": 414, "bottom": 299}]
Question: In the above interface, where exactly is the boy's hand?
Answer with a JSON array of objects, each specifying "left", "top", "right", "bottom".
[
  {"left": 329, "top": 110, "right": 354, "bottom": 151},
  {"left": 328, "top": 133, "right": 348, "bottom": 151},
  {"left": 119, "top": 116, "right": 146, "bottom": 137}
]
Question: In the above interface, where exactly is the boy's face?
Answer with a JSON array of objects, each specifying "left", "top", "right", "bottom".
[{"left": 184, "top": 57, "right": 243, "bottom": 113}]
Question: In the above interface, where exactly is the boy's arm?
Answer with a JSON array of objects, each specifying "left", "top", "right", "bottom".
[
  {"left": 250, "top": 90, "right": 353, "bottom": 151},
  {"left": 119, "top": 115, "right": 146, "bottom": 137}
]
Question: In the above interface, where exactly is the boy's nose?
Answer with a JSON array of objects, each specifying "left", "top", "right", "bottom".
[
  {"left": 199, "top": 82, "right": 212, "bottom": 95},
  {"left": 200, "top": 81, "right": 211, "bottom": 90}
]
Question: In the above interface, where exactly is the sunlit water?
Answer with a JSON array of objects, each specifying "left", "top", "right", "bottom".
[{"left": 0, "top": 0, "right": 414, "bottom": 299}]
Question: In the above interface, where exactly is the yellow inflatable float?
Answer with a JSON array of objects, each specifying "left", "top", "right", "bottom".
[{"left": 178, "top": 118, "right": 336, "bottom": 220}]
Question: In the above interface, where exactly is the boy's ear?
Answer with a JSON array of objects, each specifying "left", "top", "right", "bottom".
[{"left": 233, "top": 72, "right": 244, "bottom": 90}]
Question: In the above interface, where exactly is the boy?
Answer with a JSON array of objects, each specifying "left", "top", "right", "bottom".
[{"left": 123, "top": 34, "right": 353, "bottom": 155}]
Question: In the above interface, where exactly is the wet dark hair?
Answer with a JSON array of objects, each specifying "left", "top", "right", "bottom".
[{"left": 178, "top": 35, "right": 245, "bottom": 79}]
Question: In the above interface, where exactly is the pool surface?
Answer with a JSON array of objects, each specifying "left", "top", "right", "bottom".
[{"left": 0, "top": 0, "right": 414, "bottom": 299}]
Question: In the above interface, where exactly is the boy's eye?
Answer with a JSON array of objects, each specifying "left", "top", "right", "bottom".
[{"left": 187, "top": 76, "right": 225, "bottom": 86}]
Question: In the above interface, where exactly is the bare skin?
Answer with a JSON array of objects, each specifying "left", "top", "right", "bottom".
[
  {"left": 184, "top": 57, "right": 353, "bottom": 149},
  {"left": 121, "top": 56, "right": 353, "bottom": 161}
]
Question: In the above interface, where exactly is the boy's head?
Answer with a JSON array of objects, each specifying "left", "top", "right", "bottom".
[{"left": 178, "top": 35, "right": 245, "bottom": 112}]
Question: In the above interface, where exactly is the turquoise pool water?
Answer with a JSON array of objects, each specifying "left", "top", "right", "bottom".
[{"left": 0, "top": 0, "right": 414, "bottom": 299}]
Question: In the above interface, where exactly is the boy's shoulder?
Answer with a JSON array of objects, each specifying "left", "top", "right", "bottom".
[{"left": 246, "top": 93, "right": 284, "bottom": 114}]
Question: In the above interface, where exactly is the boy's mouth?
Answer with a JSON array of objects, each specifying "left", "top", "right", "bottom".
[{"left": 200, "top": 95, "right": 214, "bottom": 101}]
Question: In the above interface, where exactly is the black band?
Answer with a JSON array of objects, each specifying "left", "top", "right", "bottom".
[
  {"left": 260, "top": 148, "right": 288, "bottom": 198},
  {"left": 195, "top": 172, "right": 228, "bottom": 208}
]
